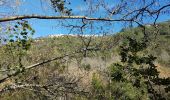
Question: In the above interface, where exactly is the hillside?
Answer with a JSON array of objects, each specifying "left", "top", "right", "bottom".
[
  {"left": 119, "top": 20, "right": 170, "bottom": 68},
  {"left": 0, "top": 21, "right": 170, "bottom": 99}
]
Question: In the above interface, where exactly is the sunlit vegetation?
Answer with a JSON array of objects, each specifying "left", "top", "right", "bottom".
[{"left": 0, "top": 20, "right": 170, "bottom": 99}]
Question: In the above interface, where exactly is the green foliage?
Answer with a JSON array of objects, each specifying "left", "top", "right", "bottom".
[
  {"left": 81, "top": 63, "right": 91, "bottom": 71},
  {"left": 0, "top": 90, "right": 48, "bottom": 100},
  {"left": 54, "top": 61, "right": 67, "bottom": 73},
  {"left": 118, "top": 21, "right": 170, "bottom": 68},
  {"left": 0, "top": 20, "right": 170, "bottom": 99},
  {"left": 110, "top": 37, "right": 170, "bottom": 99},
  {"left": 6, "top": 21, "right": 34, "bottom": 51},
  {"left": 109, "top": 81, "right": 148, "bottom": 100},
  {"left": 0, "top": 21, "right": 35, "bottom": 73},
  {"left": 50, "top": 0, "right": 72, "bottom": 15},
  {"left": 89, "top": 36, "right": 170, "bottom": 100},
  {"left": 91, "top": 73, "right": 106, "bottom": 100}
]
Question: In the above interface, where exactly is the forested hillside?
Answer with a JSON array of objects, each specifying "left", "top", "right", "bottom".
[
  {"left": 0, "top": 0, "right": 170, "bottom": 100},
  {"left": 0, "top": 20, "right": 170, "bottom": 100}
]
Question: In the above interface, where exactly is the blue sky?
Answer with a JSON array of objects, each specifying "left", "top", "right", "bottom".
[
  {"left": 1, "top": 0, "right": 170, "bottom": 38},
  {"left": 15, "top": 0, "right": 119, "bottom": 38}
]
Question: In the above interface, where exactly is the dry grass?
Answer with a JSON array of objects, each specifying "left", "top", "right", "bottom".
[{"left": 156, "top": 64, "right": 170, "bottom": 78}]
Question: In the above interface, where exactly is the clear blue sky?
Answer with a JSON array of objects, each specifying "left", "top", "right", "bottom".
[{"left": 1, "top": 0, "right": 170, "bottom": 38}]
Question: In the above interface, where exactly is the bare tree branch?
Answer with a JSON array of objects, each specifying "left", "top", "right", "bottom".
[
  {"left": 0, "top": 15, "right": 133, "bottom": 22},
  {"left": 0, "top": 51, "right": 78, "bottom": 84},
  {"left": 0, "top": 83, "right": 89, "bottom": 97},
  {"left": 0, "top": 47, "right": 100, "bottom": 84}
]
